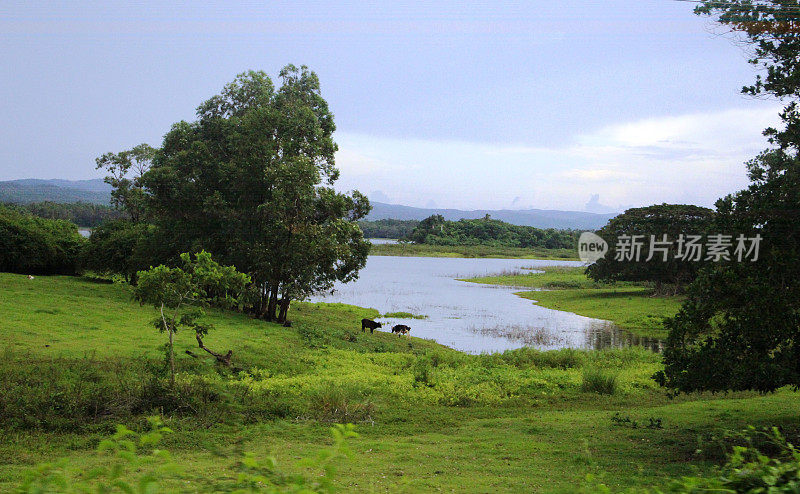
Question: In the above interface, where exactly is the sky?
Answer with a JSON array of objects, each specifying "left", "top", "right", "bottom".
[{"left": 0, "top": 0, "right": 784, "bottom": 212}]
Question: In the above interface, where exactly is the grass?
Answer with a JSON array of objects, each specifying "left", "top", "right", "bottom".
[
  {"left": 1, "top": 273, "right": 798, "bottom": 492},
  {"left": 369, "top": 242, "right": 578, "bottom": 260},
  {"left": 382, "top": 311, "right": 428, "bottom": 319},
  {"left": 463, "top": 266, "right": 684, "bottom": 339},
  {"left": 581, "top": 368, "right": 619, "bottom": 395}
]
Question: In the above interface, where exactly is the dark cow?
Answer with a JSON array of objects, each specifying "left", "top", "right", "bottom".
[
  {"left": 361, "top": 318, "right": 382, "bottom": 333},
  {"left": 392, "top": 324, "right": 411, "bottom": 336}
]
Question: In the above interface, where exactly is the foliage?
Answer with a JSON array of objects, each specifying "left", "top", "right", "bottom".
[
  {"left": 369, "top": 241, "right": 577, "bottom": 259},
  {"left": 95, "top": 143, "right": 155, "bottom": 222},
  {"left": 3, "top": 201, "right": 122, "bottom": 228},
  {"left": 659, "top": 0, "right": 800, "bottom": 393},
  {"left": 0, "top": 204, "right": 85, "bottom": 275},
  {"left": 15, "top": 417, "right": 176, "bottom": 493},
  {"left": 15, "top": 418, "right": 358, "bottom": 493},
  {"left": 136, "top": 67, "right": 370, "bottom": 323},
  {"left": 581, "top": 368, "right": 618, "bottom": 395},
  {"left": 586, "top": 204, "right": 715, "bottom": 290},
  {"left": 81, "top": 219, "right": 154, "bottom": 281},
  {"left": 407, "top": 214, "right": 578, "bottom": 249},
  {"left": 358, "top": 218, "right": 419, "bottom": 239},
  {"left": 134, "top": 251, "right": 250, "bottom": 383}
]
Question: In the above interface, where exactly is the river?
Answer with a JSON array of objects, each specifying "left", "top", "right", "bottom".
[{"left": 307, "top": 254, "right": 661, "bottom": 354}]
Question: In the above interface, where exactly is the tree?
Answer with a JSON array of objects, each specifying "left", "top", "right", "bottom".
[
  {"left": 0, "top": 205, "right": 85, "bottom": 275},
  {"left": 140, "top": 66, "right": 370, "bottom": 322},
  {"left": 81, "top": 220, "right": 153, "bottom": 282},
  {"left": 586, "top": 204, "right": 715, "bottom": 292},
  {"left": 657, "top": 0, "right": 800, "bottom": 393},
  {"left": 95, "top": 143, "right": 155, "bottom": 222},
  {"left": 134, "top": 251, "right": 250, "bottom": 384},
  {"left": 406, "top": 214, "right": 445, "bottom": 244}
]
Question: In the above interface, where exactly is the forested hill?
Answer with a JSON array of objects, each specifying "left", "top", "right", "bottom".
[
  {"left": 367, "top": 201, "right": 616, "bottom": 230},
  {"left": 1, "top": 178, "right": 616, "bottom": 230},
  {"left": 0, "top": 178, "right": 111, "bottom": 204}
]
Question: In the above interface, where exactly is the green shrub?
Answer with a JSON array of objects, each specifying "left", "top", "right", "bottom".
[
  {"left": 16, "top": 418, "right": 359, "bottom": 493},
  {"left": 0, "top": 205, "right": 85, "bottom": 274},
  {"left": 581, "top": 368, "right": 618, "bottom": 395}
]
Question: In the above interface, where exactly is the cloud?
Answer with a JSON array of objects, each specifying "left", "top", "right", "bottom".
[{"left": 333, "top": 105, "right": 782, "bottom": 210}]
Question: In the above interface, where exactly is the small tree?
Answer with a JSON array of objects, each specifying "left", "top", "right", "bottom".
[
  {"left": 134, "top": 251, "right": 250, "bottom": 384},
  {"left": 95, "top": 143, "right": 155, "bottom": 222}
]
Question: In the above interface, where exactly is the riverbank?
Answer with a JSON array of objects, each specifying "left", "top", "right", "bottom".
[
  {"left": 463, "top": 266, "right": 683, "bottom": 339},
  {"left": 369, "top": 242, "right": 577, "bottom": 260},
  {"left": 2, "top": 273, "right": 796, "bottom": 492}
]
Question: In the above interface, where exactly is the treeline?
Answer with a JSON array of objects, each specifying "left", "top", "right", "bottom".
[
  {"left": 0, "top": 205, "right": 85, "bottom": 275},
  {"left": 358, "top": 219, "right": 419, "bottom": 239},
  {"left": 407, "top": 214, "right": 578, "bottom": 250},
  {"left": 2, "top": 201, "right": 122, "bottom": 227}
]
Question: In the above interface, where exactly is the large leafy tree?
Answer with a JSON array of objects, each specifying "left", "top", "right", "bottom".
[
  {"left": 586, "top": 205, "right": 715, "bottom": 292},
  {"left": 141, "top": 66, "right": 370, "bottom": 322},
  {"left": 657, "top": 0, "right": 800, "bottom": 393}
]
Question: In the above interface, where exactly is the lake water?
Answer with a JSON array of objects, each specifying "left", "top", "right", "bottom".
[
  {"left": 308, "top": 256, "right": 662, "bottom": 354},
  {"left": 367, "top": 238, "right": 399, "bottom": 244}
]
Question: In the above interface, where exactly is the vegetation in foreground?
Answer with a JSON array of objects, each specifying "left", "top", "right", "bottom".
[
  {"left": 369, "top": 242, "right": 577, "bottom": 259},
  {"left": 2, "top": 273, "right": 799, "bottom": 492},
  {"left": 464, "top": 266, "right": 683, "bottom": 339}
]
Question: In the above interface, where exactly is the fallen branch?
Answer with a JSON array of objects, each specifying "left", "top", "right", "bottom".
[{"left": 195, "top": 332, "right": 233, "bottom": 366}]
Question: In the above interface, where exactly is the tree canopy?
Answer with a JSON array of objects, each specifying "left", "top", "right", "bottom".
[
  {"left": 103, "top": 66, "right": 371, "bottom": 323},
  {"left": 406, "top": 214, "right": 577, "bottom": 249},
  {"left": 657, "top": 0, "right": 800, "bottom": 393},
  {"left": 0, "top": 205, "right": 85, "bottom": 275},
  {"left": 586, "top": 204, "right": 715, "bottom": 291}
]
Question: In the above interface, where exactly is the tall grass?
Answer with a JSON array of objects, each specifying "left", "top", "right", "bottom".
[{"left": 580, "top": 368, "right": 618, "bottom": 395}]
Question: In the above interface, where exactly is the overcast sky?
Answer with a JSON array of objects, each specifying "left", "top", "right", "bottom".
[{"left": 0, "top": 1, "right": 783, "bottom": 211}]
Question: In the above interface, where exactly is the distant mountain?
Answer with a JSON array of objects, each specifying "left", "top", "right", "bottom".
[
  {"left": 0, "top": 178, "right": 111, "bottom": 204},
  {"left": 366, "top": 202, "right": 616, "bottom": 230},
  {"left": 0, "top": 178, "right": 616, "bottom": 230}
]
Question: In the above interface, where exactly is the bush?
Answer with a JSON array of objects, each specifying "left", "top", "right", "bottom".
[
  {"left": 581, "top": 368, "right": 618, "bottom": 395},
  {"left": 0, "top": 205, "right": 85, "bottom": 274}
]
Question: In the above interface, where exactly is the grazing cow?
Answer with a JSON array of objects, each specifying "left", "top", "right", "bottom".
[
  {"left": 361, "top": 318, "right": 382, "bottom": 333},
  {"left": 27, "top": 275, "right": 34, "bottom": 280},
  {"left": 392, "top": 324, "right": 411, "bottom": 336}
]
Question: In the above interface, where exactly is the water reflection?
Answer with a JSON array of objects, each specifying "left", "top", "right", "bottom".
[{"left": 308, "top": 256, "right": 662, "bottom": 354}]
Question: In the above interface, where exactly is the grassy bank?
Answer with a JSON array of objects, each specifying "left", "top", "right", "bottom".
[
  {"left": 464, "top": 266, "right": 683, "bottom": 338},
  {"left": 369, "top": 242, "right": 578, "bottom": 260},
  {"left": 1, "top": 273, "right": 797, "bottom": 492}
]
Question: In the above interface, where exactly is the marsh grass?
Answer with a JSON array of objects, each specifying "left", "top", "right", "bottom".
[
  {"left": 581, "top": 367, "right": 618, "bottom": 395},
  {"left": 464, "top": 266, "right": 683, "bottom": 339},
  {"left": 471, "top": 324, "right": 564, "bottom": 346},
  {"left": 382, "top": 311, "right": 428, "bottom": 319}
]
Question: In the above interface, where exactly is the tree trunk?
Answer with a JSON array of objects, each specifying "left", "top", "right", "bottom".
[
  {"left": 168, "top": 329, "right": 175, "bottom": 385},
  {"left": 265, "top": 282, "right": 279, "bottom": 321},
  {"left": 277, "top": 297, "right": 291, "bottom": 323},
  {"left": 160, "top": 303, "right": 175, "bottom": 386}
]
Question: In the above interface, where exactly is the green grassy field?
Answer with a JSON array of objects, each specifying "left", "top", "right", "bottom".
[
  {"left": 463, "top": 266, "right": 684, "bottom": 339},
  {"left": 369, "top": 242, "right": 578, "bottom": 260},
  {"left": 1, "top": 273, "right": 798, "bottom": 492}
]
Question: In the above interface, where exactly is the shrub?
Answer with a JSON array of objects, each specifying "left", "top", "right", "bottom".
[
  {"left": 0, "top": 205, "right": 85, "bottom": 275},
  {"left": 581, "top": 368, "right": 618, "bottom": 395}
]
